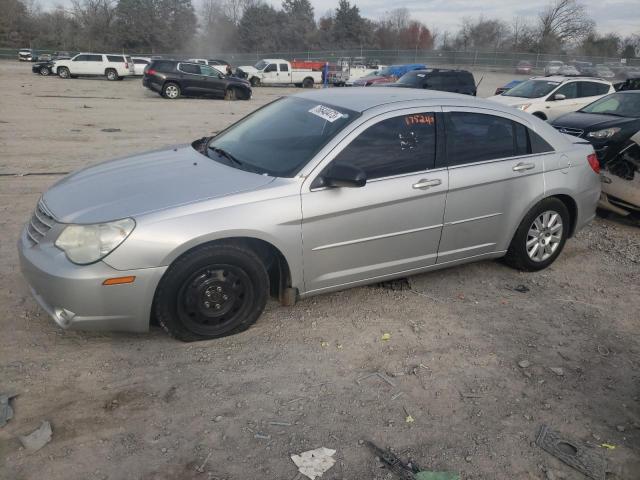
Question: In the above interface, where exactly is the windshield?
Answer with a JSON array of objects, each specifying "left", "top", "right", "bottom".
[
  {"left": 255, "top": 60, "right": 268, "bottom": 70},
  {"left": 503, "top": 79, "right": 560, "bottom": 98},
  {"left": 580, "top": 93, "right": 640, "bottom": 117},
  {"left": 377, "top": 67, "right": 393, "bottom": 76},
  {"left": 396, "top": 71, "right": 424, "bottom": 86},
  {"left": 206, "top": 97, "right": 360, "bottom": 177}
]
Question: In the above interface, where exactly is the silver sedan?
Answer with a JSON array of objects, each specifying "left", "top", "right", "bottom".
[{"left": 19, "top": 88, "right": 601, "bottom": 341}]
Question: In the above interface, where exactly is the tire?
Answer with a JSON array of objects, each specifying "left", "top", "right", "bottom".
[
  {"left": 39, "top": 66, "right": 50, "bottom": 76},
  {"left": 504, "top": 198, "right": 570, "bottom": 271},
  {"left": 162, "top": 82, "right": 180, "bottom": 99},
  {"left": 105, "top": 68, "right": 118, "bottom": 81},
  {"left": 224, "top": 87, "right": 237, "bottom": 100},
  {"left": 153, "top": 243, "right": 269, "bottom": 342},
  {"left": 250, "top": 76, "right": 260, "bottom": 87},
  {"left": 302, "top": 77, "right": 314, "bottom": 88},
  {"left": 58, "top": 67, "right": 70, "bottom": 79}
]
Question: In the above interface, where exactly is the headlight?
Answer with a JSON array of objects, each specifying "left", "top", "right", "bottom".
[
  {"left": 587, "top": 127, "right": 621, "bottom": 139},
  {"left": 55, "top": 218, "right": 135, "bottom": 265},
  {"left": 515, "top": 104, "right": 531, "bottom": 111}
]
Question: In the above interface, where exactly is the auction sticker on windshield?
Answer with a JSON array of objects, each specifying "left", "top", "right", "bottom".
[{"left": 309, "top": 105, "right": 344, "bottom": 122}]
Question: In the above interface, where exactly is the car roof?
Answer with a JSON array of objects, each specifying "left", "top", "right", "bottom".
[
  {"left": 531, "top": 75, "right": 610, "bottom": 83},
  {"left": 294, "top": 87, "right": 503, "bottom": 113}
]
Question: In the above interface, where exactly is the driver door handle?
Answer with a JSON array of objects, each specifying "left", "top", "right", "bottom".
[
  {"left": 412, "top": 178, "right": 441, "bottom": 190},
  {"left": 513, "top": 162, "right": 535, "bottom": 172}
]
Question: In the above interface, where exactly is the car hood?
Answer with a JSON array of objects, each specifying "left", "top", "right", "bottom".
[
  {"left": 43, "top": 146, "right": 275, "bottom": 224},
  {"left": 552, "top": 112, "right": 639, "bottom": 130},
  {"left": 237, "top": 66, "right": 259, "bottom": 74}
]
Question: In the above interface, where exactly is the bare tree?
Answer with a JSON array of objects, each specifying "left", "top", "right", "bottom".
[{"left": 538, "top": 0, "right": 594, "bottom": 45}]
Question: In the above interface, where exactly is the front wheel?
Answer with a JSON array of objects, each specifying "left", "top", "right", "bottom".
[
  {"left": 58, "top": 67, "right": 70, "bottom": 79},
  {"left": 39, "top": 66, "right": 50, "bottom": 76},
  {"left": 105, "top": 69, "right": 118, "bottom": 81},
  {"left": 250, "top": 77, "right": 260, "bottom": 87},
  {"left": 153, "top": 244, "right": 269, "bottom": 342},
  {"left": 504, "top": 198, "right": 570, "bottom": 271}
]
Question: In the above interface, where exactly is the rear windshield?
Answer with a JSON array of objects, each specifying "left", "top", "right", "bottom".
[
  {"left": 205, "top": 97, "right": 360, "bottom": 177},
  {"left": 503, "top": 79, "right": 560, "bottom": 98}
]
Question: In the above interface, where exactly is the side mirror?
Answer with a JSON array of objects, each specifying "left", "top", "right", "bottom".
[
  {"left": 323, "top": 164, "right": 367, "bottom": 188},
  {"left": 553, "top": 93, "right": 566, "bottom": 101}
]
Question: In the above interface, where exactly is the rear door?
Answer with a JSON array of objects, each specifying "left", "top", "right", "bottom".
[
  {"left": 87, "top": 54, "right": 104, "bottom": 75},
  {"left": 279, "top": 63, "right": 292, "bottom": 84},
  {"left": 438, "top": 108, "right": 546, "bottom": 263},
  {"left": 301, "top": 108, "right": 448, "bottom": 293},
  {"left": 177, "top": 63, "right": 202, "bottom": 94}
]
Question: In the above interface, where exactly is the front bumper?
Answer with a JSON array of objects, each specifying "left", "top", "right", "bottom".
[{"left": 18, "top": 227, "right": 166, "bottom": 333}]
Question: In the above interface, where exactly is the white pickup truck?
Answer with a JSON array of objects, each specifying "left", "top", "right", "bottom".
[{"left": 236, "top": 59, "right": 322, "bottom": 88}]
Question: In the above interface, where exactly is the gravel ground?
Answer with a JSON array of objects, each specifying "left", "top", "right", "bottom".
[{"left": 0, "top": 61, "right": 639, "bottom": 480}]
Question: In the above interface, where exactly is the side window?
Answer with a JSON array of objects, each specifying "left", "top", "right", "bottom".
[
  {"left": 87, "top": 55, "right": 103, "bottom": 62},
  {"left": 529, "top": 130, "right": 554, "bottom": 153},
  {"left": 107, "top": 55, "right": 123, "bottom": 63},
  {"left": 331, "top": 113, "right": 437, "bottom": 180},
  {"left": 426, "top": 74, "right": 446, "bottom": 89},
  {"left": 553, "top": 82, "right": 578, "bottom": 99},
  {"left": 264, "top": 64, "right": 277, "bottom": 73},
  {"left": 179, "top": 63, "right": 200, "bottom": 74},
  {"left": 74, "top": 55, "right": 88, "bottom": 61},
  {"left": 580, "top": 82, "right": 610, "bottom": 97},
  {"left": 279, "top": 63, "right": 289, "bottom": 72},
  {"left": 446, "top": 112, "right": 516, "bottom": 165},
  {"left": 514, "top": 122, "right": 529, "bottom": 156},
  {"left": 134, "top": 59, "right": 149, "bottom": 65},
  {"left": 199, "top": 65, "right": 219, "bottom": 77}
]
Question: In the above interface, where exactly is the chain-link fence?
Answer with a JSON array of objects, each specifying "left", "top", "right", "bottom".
[{"left": 3, "top": 47, "right": 639, "bottom": 72}]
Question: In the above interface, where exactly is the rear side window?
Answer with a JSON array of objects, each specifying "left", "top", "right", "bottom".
[
  {"left": 554, "top": 82, "right": 578, "bottom": 99},
  {"left": 133, "top": 59, "right": 149, "bottom": 65},
  {"left": 107, "top": 55, "right": 124, "bottom": 63},
  {"left": 179, "top": 63, "right": 200, "bottom": 74},
  {"left": 446, "top": 112, "right": 554, "bottom": 166},
  {"left": 426, "top": 74, "right": 447, "bottom": 90},
  {"left": 332, "top": 113, "right": 437, "bottom": 179},
  {"left": 87, "top": 54, "right": 102, "bottom": 62},
  {"left": 580, "top": 82, "right": 609, "bottom": 97},
  {"left": 279, "top": 63, "right": 289, "bottom": 72}
]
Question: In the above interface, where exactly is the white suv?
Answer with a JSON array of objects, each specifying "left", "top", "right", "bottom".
[
  {"left": 488, "top": 76, "right": 614, "bottom": 121},
  {"left": 53, "top": 53, "right": 135, "bottom": 80}
]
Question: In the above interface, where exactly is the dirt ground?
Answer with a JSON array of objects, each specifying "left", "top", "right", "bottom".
[{"left": 0, "top": 61, "right": 639, "bottom": 480}]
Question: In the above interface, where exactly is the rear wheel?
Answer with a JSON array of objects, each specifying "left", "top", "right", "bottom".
[
  {"left": 302, "top": 77, "right": 314, "bottom": 88},
  {"left": 105, "top": 68, "right": 118, "bottom": 81},
  {"left": 39, "top": 66, "right": 50, "bottom": 76},
  {"left": 153, "top": 244, "right": 269, "bottom": 342},
  {"left": 162, "top": 82, "right": 180, "bottom": 99},
  {"left": 504, "top": 198, "right": 570, "bottom": 271},
  {"left": 58, "top": 67, "right": 70, "bottom": 79}
]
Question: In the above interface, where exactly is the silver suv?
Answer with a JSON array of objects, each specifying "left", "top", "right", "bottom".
[{"left": 19, "top": 89, "right": 601, "bottom": 341}]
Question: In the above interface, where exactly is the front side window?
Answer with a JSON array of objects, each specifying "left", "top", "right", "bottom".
[
  {"left": 553, "top": 82, "right": 578, "bottom": 99},
  {"left": 199, "top": 65, "right": 219, "bottom": 77},
  {"left": 87, "top": 55, "right": 103, "bottom": 62},
  {"left": 264, "top": 64, "right": 277, "bottom": 73},
  {"left": 206, "top": 97, "right": 360, "bottom": 177},
  {"left": 330, "top": 113, "right": 437, "bottom": 180},
  {"left": 74, "top": 55, "right": 88, "bottom": 61}
]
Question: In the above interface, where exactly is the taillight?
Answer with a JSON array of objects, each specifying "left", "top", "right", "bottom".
[
  {"left": 587, "top": 153, "right": 600, "bottom": 174},
  {"left": 125, "top": 62, "right": 129, "bottom": 68},
  {"left": 147, "top": 68, "right": 157, "bottom": 76}
]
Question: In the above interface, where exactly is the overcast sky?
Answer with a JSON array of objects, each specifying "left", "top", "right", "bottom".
[{"left": 38, "top": 0, "right": 639, "bottom": 37}]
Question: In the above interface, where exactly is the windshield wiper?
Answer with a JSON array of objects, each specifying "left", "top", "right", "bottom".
[{"left": 208, "top": 145, "right": 245, "bottom": 167}]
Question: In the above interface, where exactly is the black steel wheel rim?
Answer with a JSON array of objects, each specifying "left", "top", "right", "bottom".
[{"left": 177, "top": 264, "right": 253, "bottom": 335}]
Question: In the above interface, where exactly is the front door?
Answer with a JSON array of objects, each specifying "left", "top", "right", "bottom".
[
  {"left": 199, "top": 65, "right": 225, "bottom": 96},
  {"left": 261, "top": 63, "right": 278, "bottom": 84},
  {"left": 437, "top": 108, "right": 548, "bottom": 263},
  {"left": 70, "top": 54, "right": 91, "bottom": 74},
  {"left": 301, "top": 109, "right": 448, "bottom": 294},
  {"left": 544, "top": 82, "right": 580, "bottom": 120}
]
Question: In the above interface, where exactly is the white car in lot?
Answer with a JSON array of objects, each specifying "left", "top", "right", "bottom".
[
  {"left": 131, "top": 56, "right": 151, "bottom": 76},
  {"left": 488, "top": 76, "right": 614, "bottom": 121},
  {"left": 187, "top": 58, "right": 229, "bottom": 75},
  {"left": 53, "top": 53, "right": 135, "bottom": 80}
]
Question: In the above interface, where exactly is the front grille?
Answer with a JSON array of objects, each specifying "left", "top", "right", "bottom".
[
  {"left": 26, "top": 200, "right": 56, "bottom": 245},
  {"left": 554, "top": 126, "right": 584, "bottom": 137}
]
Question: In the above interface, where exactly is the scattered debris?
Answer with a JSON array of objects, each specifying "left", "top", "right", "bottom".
[
  {"left": 0, "top": 393, "right": 17, "bottom": 427},
  {"left": 381, "top": 333, "right": 391, "bottom": 342},
  {"left": 195, "top": 451, "right": 212, "bottom": 473},
  {"left": 403, "top": 406, "right": 415, "bottom": 424},
  {"left": 254, "top": 433, "right": 271, "bottom": 440},
  {"left": 600, "top": 443, "right": 616, "bottom": 450},
  {"left": 377, "top": 278, "right": 411, "bottom": 290},
  {"left": 214, "top": 415, "right": 223, "bottom": 422},
  {"left": 104, "top": 398, "right": 120, "bottom": 411},
  {"left": 320, "top": 341, "right": 329, "bottom": 348},
  {"left": 415, "top": 473, "right": 460, "bottom": 480},
  {"left": 101, "top": 128, "right": 122, "bottom": 133},
  {"left": 290, "top": 447, "right": 336, "bottom": 480},
  {"left": 356, "top": 372, "right": 396, "bottom": 388},
  {"left": 391, "top": 392, "right": 404, "bottom": 401},
  {"left": 518, "top": 360, "right": 531, "bottom": 368},
  {"left": 269, "top": 421, "right": 291, "bottom": 427},
  {"left": 616, "top": 425, "right": 625, "bottom": 432},
  {"left": 549, "top": 367, "right": 565, "bottom": 377},
  {"left": 365, "top": 441, "right": 460, "bottom": 480},
  {"left": 514, "top": 284, "right": 530, "bottom": 293},
  {"left": 19, "top": 420, "right": 53, "bottom": 452},
  {"left": 596, "top": 345, "right": 610, "bottom": 357},
  {"left": 459, "top": 392, "right": 483, "bottom": 399},
  {"left": 536, "top": 424, "right": 606, "bottom": 480}
]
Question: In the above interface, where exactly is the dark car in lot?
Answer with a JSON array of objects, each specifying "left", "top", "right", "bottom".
[
  {"left": 552, "top": 91, "right": 640, "bottom": 164},
  {"left": 143, "top": 59, "right": 252, "bottom": 100},
  {"left": 390, "top": 69, "right": 476, "bottom": 96},
  {"left": 32, "top": 55, "right": 71, "bottom": 76}
]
